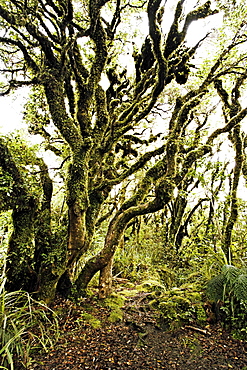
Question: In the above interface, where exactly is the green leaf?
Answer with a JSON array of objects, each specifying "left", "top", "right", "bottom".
[
  {"left": 233, "top": 274, "right": 247, "bottom": 302},
  {"left": 222, "top": 264, "right": 240, "bottom": 287},
  {"left": 206, "top": 273, "right": 225, "bottom": 302}
]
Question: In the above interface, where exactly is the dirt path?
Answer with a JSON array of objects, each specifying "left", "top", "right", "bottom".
[{"left": 29, "top": 293, "right": 247, "bottom": 370}]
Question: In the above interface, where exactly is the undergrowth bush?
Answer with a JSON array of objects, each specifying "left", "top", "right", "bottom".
[
  {"left": 113, "top": 232, "right": 164, "bottom": 281},
  {"left": 0, "top": 278, "right": 59, "bottom": 370},
  {"left": 112, "top": 230, "right": 211, "bottom": 330},
  {"left": 136, "top": 278, "right": 206, "bottom": 330}
]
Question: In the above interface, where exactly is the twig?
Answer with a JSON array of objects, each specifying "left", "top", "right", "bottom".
[{"left": 183, "top": 325, "right": 211, "bottom": 335}]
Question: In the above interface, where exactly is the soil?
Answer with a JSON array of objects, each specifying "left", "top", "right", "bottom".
[{"left": 28, "top": 289, "right": 247, "bottom": 370}]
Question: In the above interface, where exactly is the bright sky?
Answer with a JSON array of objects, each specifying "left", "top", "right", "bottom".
[{"left": 0, "top": 90, "right": 28, "bottom": 134}]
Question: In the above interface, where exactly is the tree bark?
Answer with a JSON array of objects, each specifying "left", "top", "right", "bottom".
[
  {"left": 99, "top": 255, "right": 114, "bottom": 299},
  {"left": 6, "top": 199, "right": 38, "bottom": 292},
  {"left": 222, "top": 124, "right": 243, "bottom": 262}
]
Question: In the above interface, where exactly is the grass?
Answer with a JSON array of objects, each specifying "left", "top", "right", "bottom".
[{"left": 0, "top": 277, "right": 59, "bottom": 369}]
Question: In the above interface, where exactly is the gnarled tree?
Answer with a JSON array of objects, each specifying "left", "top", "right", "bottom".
[{"left": 1, "top": 0, "right": 247, "bottom": 302}]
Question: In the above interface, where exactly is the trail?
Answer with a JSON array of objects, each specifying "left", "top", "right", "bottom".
[{"left": 29, "top": 291, "right": 247, "bottom": 370}]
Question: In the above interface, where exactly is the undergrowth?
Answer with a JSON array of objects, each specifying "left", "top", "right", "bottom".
[
  {"left": 0, "top": 277, "right": 59, "bottom": 370},
  {"left": 112, "top": 231, "right": 226, "bottom": 331},
  {"left": 207, "top": 264, "right": 247, "bottom": 339}
]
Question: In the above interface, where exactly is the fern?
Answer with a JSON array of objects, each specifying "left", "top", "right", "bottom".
[
  {"left": 233, "top": 274, "right": 247, "bottom": 302},
  {"left": 207, "top": 265, "right": 247, "bottom": 304},
  {"left": 206, "top": 273, "right": 225, "bottom": 302},
  {"left": 206, "top": 264, "right": 247, "bottom": 333},
  {"left": 222, "top": 265, "right": 239, "bottom": 288}
]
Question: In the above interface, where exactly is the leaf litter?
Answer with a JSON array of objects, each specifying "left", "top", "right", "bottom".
[{"left": 23, "top": 290, "right": 247, "bottom": 370}]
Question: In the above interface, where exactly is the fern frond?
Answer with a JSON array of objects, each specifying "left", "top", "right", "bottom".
[
  {"left": 233, "top": 274, "right": 247, "bottom": 302},
  {"left": 222, "top": 265, "right": 240, "bottom": 288},
  {"left": 239, "top": 267, "right": 247, "bottom": 275},
  {"left": 206, "top": 273, "right": 225, "bottom": 302}
]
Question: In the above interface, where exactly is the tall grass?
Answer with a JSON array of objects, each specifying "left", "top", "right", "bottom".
[{"left": 0, "top": 276, "right": 59, "bottom": 369}]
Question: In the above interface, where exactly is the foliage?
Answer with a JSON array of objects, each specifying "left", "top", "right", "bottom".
[
  {"left": 138, "top": 278, "right": 206, "bottom": 330},
  {"left": 207, "top": 264, "right": 247, "bottom": 337},
  {"left": 113, "top": 230, "right": 164, "bottom": 282},
  {"left": 0, "top": 278, "right": 59, "bottom": 369},
  {"left": 207, "top": 264, "right": 247, "bottom": 303},
  {"left": 0, "top": 211, "right": 11, "bottom": 273}
]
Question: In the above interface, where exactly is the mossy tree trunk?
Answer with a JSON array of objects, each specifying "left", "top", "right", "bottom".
[
  {"left": 6, "top": 201, "right": 38, "bottom": 292},
  {"left": 33, "top": 158, "right": 66, "bottom": 303},
  {"left": 0, "top": 138, "right": 65, "bottom": 302},
  {"left": 0, "top": 138, "right": 38, "bottom": 291},
  {"left": 214, "top": 77, "right": 247, "bottom": 262}
]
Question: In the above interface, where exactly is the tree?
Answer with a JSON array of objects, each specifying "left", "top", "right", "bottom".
[
  {"left": 1, "top": 0, "right": 247, "bottom": 302},
  {"left": 214, "top": 75, "right": 247, "bottom": 262}
]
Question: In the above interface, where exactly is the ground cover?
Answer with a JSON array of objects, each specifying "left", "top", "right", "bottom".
[{"left": 25, "top": 287, "right": 247, "bottom": 370}]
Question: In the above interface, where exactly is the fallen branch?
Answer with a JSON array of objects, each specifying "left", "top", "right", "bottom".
[{"left": 183, "top": 325, "right": 211, "bottom": 335}]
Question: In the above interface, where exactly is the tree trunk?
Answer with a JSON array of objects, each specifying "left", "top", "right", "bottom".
[
  {"left": 66, "top": 152, "right": 91, "bottom": 266},
  {"left": 222, "top": 124, "right": 243, "bottom": 263},
  {"left": 37, "top": 268, "right": 60, "bottom": 304},
  {"left": 6, "top": 199, "right": 38, "bottom": 292},
  {"left": 98, "top": 255, "right": 114, "bottom": 299},
  {"left": 168, "top": 195, "right": 187, "bottom": 251},
  {"left": 68, "top": 203, "right": 86, "bottom": 264},
  {"left": 76, "top": 178, "right": 174, "bottom": 296}
]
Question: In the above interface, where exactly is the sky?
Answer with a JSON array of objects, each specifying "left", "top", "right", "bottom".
[{"left": 0, "top": 90, "right": 28, "bottom": 134}]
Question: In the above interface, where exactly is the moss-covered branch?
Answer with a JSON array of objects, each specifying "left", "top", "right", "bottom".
[
  {"left": 88, "top": 0, "right": 108, "bottom": 91},
  {"left": 96, "top": 144, "right": 166, "bottom": 191},
  {"left": 0, "top": 37, "right": 39, "bottom": 73},
  {"left": 43, "top": 74, "right": 83, "bottom": 148}
]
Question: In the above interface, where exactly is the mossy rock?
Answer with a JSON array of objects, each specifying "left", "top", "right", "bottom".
[{"left": 101, "top": 293, "right": 126, "bottom": 323}]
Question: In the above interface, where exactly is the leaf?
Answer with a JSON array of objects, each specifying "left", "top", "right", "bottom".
[
  {"left": 222, "top": 265, "right": 240, "bottom": 288},
  {"left": 233, "top": 274, "right": 247, "bottom": 302},
  {"left": 206, "top": 273, "right": 225, "bottom": 302}
]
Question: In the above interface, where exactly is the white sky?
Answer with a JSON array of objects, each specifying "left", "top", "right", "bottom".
[{"left": 0, "top": 90, "right": 28, "bottom": 134}]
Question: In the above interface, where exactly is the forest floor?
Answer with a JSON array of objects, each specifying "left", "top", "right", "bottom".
[{"left": 28, "top": 284, "right": 247, "bottom": 370}]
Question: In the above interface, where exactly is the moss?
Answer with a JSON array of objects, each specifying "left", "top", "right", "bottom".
[
  {"left": 102, "top": 293, "right": 126, "bottom": 323},
  {"left": 119, "top": 288, "right": 139, "bottom": 297},
  {"left": 136, "top": 278, "right": 166, "bottom": 292},
  {"left": 77, "top": 312, "right": 101, "bottom": 329},
  {"left": 195, "top": 303, "right": 207, "bottom": 325},
  {"left": 108, "top": 308, "right": 123, "bottom": 323},
  {"left": 104, "top": 293, "right": 125, "bottom": 310}
]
